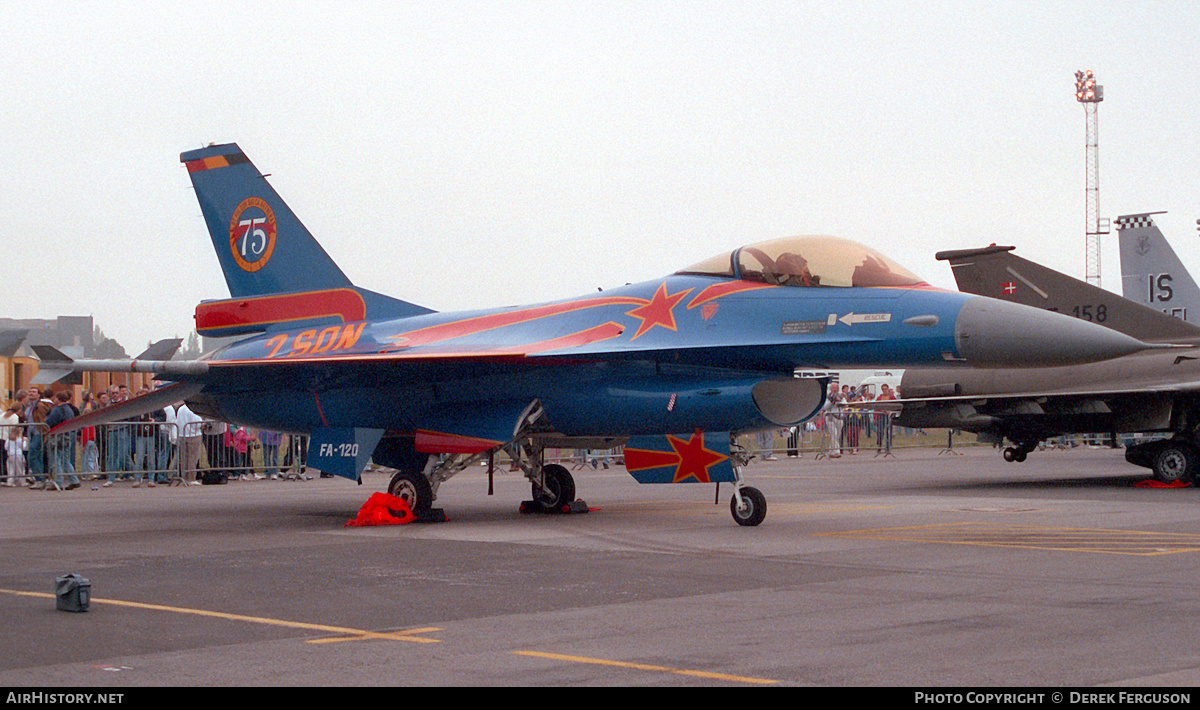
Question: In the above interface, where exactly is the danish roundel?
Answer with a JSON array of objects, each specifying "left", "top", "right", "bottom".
[{"left": 228, "top": 197, "right": 278, "bottom": 273}]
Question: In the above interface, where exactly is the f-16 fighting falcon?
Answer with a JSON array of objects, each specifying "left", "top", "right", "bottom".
[{"left": 40, "top": 143, "right": 1155, "bottom": 525}]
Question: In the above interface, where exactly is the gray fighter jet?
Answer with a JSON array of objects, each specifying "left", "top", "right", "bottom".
[
  {"left": 897, "top": 245, "right": 1200, "bottom": 483},
  {"left": 1117, "top": 212, "right": 1200, "bottom": 323}
]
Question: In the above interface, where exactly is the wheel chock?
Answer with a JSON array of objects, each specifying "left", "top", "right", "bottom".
[
  {"left": 416, "top": 508, "right": 447, "bottom": 523},
  {"left": 519, "top": 499, "right": 591, "bottom": 515}
]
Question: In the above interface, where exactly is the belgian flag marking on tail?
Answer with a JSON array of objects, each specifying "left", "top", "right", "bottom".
[{"left": 184, "top": 150, "right": 250, "bottom": 173}]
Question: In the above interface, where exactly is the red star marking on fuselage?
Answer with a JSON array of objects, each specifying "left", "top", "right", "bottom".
[
  {"left": 667, "top": 431, "right": 730, "bottom": 483},
  {"left": 626, "top": 284, "right": 692, "bottom": 340}
]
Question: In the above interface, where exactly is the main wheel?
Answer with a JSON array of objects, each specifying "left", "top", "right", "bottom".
[
  {"left": 388, "top": 469, "right": 433, "bottom": 515},
  {"left": 1152, "top": 444, "right": 1197, "bottom": 484},
  {"left": 1003, "top": 446, "right": 1029, "bottom": 463},
  {"left": 730, "top": 486, "right": 767, "bottom": 527},
  {"left": 531, "top": 463, "right": 576, "bottom": 512}
]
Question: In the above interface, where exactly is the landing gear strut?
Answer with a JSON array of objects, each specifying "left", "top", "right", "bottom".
[
  {"left": 509, "top": 444, "right": 585, "bottom": 515},
  {"left": 727, "top": 439, "right": 767, "bottom": 526}
]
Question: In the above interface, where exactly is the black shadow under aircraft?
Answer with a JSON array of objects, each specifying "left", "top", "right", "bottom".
[
  {"left": 898, "top": 243, "right": 1200, "bottom": 482},
  {"left": 40, "top": 143, "right": 1157, "bottom": 525}
]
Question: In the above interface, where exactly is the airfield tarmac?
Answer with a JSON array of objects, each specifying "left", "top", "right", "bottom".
[{"left": 2, "top": 445, "right": 1200, "bottom": 688}]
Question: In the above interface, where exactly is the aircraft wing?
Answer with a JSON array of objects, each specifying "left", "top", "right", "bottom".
[
  {"left": 898, "top": 379, "right": 1200, "bottom": 404},
  {"left": 893, "top": 372, "right": 1199, "bottom": 436},
  {"left": 45, "top": 381, "right": 203, "bottom": 436}
]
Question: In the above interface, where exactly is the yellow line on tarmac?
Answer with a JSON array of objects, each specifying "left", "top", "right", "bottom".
[
  {"left": 4, "top": 588, "right": 775, "bottom": 681},
  {"left": 818, "top": 523, "right": 1200, "bottom": 556},
  {"left": 0, "top": 588, "right": 441, "bottom": 644},
  {"left": 308, "top": 628, "right": 443, "bottom": 644},
  {"left": 513, "top": 650, "right": 779, "bottom": 685}
]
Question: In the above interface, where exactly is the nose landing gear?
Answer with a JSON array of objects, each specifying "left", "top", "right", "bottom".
[{"left": 730, "top": 485, "right": 767, "bottom": 526}]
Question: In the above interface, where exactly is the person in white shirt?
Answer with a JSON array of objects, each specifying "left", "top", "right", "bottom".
[
  {"left": 174, "top": 403, "right": 204, "bottom": 483},
  {"left": 1, "top": 401, "right": 24, "bottom": 486}
]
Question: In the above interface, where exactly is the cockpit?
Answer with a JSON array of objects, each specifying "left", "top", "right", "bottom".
[{"left": 676, "top": 236, "right": 928, "bottom": 289}]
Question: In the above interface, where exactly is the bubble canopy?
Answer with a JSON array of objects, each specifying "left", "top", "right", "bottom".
[{"left": 676, "top": 236, "right": 928, "bottom": 289}]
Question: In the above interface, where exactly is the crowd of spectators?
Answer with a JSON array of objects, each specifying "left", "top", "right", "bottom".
[{"left": 0, "top": 384, "right": 305, "bottom": 489}]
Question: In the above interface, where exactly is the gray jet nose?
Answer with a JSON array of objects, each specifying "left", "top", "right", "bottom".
[{"left": 954, "top": 296, "right": 1151, "bottom": 366}]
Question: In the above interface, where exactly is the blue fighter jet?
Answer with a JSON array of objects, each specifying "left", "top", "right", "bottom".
[{"left": 44, "top": 143, "right": 1153, "bottom": 526}]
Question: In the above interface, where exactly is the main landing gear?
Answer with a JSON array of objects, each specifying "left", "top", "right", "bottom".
[
  {"left": 383, "top": 402, "right": 589, "bottom": 520},
  {"left": 1125, "top": 437, "right": 1200, "bottom": 484},
  {"left": 1001, "top": 437, "right": 1040, "bottom": 463},
  {"left": 386, "top": 468, "right": 435, "bottom": 517},
  {"left": 380, "top": 403, "right": 770, "bottom": 526},
  {"left": 527, "top": 463, "right": 577, "bottom": 513},
  {"left": 1002, "top": 445, "right": 1031, "bottom": 463},
  {"left": 385, "top": 452, "right": 584, "bottom": 520}
]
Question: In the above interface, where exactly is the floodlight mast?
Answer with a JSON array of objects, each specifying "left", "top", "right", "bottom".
[{"left": 1075, "top": 70, "right": 1107, "bottom": 288}]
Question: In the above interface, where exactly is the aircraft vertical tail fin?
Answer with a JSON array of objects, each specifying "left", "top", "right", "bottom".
[
  {"left": 1117, "top": 212, "right": 1200, "bottom": 323},
  {"left": 936, "top": 244, "right": 1200, "bottom": 342},
  {"left": 181, "top": 143, "right": 434, "bottom": 337}
]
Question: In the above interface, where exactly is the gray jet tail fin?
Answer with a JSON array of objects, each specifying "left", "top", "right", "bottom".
[
  {"left": 936, "top": 245, "right": 1200, "bottom": 343},
  {"left": 1117, "top": 212, "right": 1200, "bottom": 323}
]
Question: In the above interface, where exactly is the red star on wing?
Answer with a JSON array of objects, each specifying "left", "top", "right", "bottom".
[
  {"left": 626, "top": 284, "right": 692, "bottom": 340},
  {"left": 667, "top": 431, "right": 730, "bottom": 483}
]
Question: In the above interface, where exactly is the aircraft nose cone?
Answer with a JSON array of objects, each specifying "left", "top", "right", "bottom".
[{"left": 954, "top": 296, "right": 1150, "bottom": 366}]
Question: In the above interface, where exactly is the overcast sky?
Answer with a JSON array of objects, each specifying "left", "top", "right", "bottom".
[{"left": 4, "top": 1, "right": 1198, "bottom": 352}]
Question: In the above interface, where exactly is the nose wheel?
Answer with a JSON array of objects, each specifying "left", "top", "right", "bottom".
[{"left": 730, "top": 486, "right": 767, "bottom": 526}]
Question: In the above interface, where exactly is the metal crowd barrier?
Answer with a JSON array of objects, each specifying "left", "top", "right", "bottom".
[
  {"left": 0, "top": 420, "right": 309, "bottom": 488},
  {"left": 744, "top": 408, "right": 901, "bottom": 461},
  {"left": 2, "top": 422, "right": 49, "bottom": 487},
  {"left": 1, "top": 415, "right": 1140, "bottom": 488},
  {"left": 177, "top": 421, "right": 309, "bottom": 484}
]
